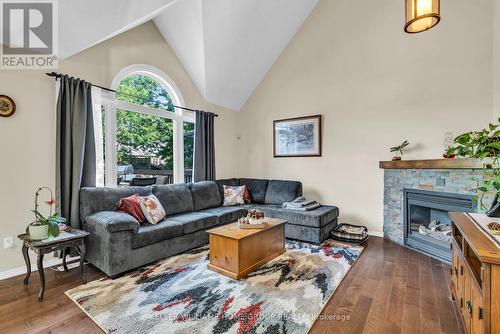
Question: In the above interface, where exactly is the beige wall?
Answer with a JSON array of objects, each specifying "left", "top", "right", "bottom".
[
  {"left": 1, "top": 0, "right": 497, "bottom": 274},
  {"left": 238, "top": 0, "right": 494, "bottom": 235},
  {"left": 493, "top": 0, "right": 500, "bottom": 121},
  {"left": 0, "top": 22, "right": 239, "bottom": 273}
]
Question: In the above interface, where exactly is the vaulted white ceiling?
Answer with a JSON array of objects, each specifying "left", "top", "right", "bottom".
[
  {"left": 154, "top": 0, "right": 319, "bottom": 111},
  {"left": 59, "top": 0, "right": 319, "bottom": 111},
  {"left": 59, "top": 0, "right": 176, "bottom": 59}
]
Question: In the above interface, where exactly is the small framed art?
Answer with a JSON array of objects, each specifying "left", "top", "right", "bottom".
[{"left": 273, "top": 115, "right": 322, "bottom": 157}]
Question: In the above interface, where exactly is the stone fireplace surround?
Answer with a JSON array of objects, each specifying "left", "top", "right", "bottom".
[{"left": 380, "top": 159, "right": 493, "bottom": 249}]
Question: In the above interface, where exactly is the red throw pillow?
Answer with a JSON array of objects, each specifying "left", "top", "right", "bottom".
[
  {"left": 242, "top": 185, "right": 251, "bottom": 204},
  {"left": 116, "top": 193, "right": 146, "bottom": 223}
]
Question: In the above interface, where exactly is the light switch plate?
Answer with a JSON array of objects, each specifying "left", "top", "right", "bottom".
[{"left": 3, "top": 236, "right": 14, "bottom": 249}]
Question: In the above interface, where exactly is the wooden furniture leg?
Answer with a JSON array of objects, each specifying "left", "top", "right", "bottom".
[
  {"left": 36, "top": 251, "right": 45, "bottom": 301},
  {"left": 78, "top": 242, "right": 87, "bottom": 284},
  {"left": 22, "top": 242, "right": 31, "bottom": 285},
  {"left": 62, "top": 248, "right": 68, "bottom": 272}
]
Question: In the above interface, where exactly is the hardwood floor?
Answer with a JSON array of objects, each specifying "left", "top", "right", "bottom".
[
  {"left": 310, "top": 237, "right": 463, "bottom": 334},
  {"left": 0, "top": 237, "right": 462, "bottom": 334}
]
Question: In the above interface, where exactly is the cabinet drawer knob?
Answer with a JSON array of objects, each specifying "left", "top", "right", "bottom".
[
  {"left": 466, "top": 300, "right": 473, "bottom": 315},
  {"left": 478, "top": 307, "right": 483, "bottom": 320}
]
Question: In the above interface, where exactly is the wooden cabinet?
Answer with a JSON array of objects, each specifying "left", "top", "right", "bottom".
[
  {"left": 471, "top": 281, "right": 484, "bottom": 334},
  {"left": 449, "top": 213, "right": 500, "bottom": 334},
  {"left": 462, "top": 265, "right": 471, "bottom": 333}
]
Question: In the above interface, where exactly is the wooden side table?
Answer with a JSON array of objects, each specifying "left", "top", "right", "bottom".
[{"left": 17, "top": 228, "right": 89, "bottom": 301}]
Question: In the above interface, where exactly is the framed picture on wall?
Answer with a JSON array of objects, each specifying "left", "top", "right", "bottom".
[{"left": 273, "top": 115, "right": 322, "bottom": 157}]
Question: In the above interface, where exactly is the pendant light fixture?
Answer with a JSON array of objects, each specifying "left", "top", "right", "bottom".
[{"left": 404, "top": 0, "right": 440, "bottom": 33}]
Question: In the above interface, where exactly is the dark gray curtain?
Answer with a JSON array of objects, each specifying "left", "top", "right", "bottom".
[
  {"left": 193, "top": 110, "right": 215, "bottom": 182},
  {"left": 56, "top": 75, "right": 96, "bottom": 229}
]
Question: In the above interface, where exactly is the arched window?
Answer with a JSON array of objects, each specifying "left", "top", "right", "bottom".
[
  {"left": 99, "top": 65, "right": 194, "bottom": 187},
  {"left": 116, "top": 74, "right": 176, "bottom": 111}
]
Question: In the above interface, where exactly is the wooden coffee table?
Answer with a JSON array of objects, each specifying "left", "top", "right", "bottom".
[{"left": 207, "top": 218, "right": 286, "bottom": 280}]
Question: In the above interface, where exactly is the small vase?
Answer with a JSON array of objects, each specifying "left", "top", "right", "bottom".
[
  {"left": 29, "top": 224, "right": 49, "bottom": 240},
  {"left": 486, "top": 195, "right": 500, "bottom": 218}
]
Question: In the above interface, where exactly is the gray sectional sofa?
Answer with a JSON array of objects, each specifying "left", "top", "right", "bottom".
[{"left": 80, "top": 179, "right": 339, "bottom": 277}]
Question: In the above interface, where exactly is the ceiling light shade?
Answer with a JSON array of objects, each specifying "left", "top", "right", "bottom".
[{"left": 404, "top": 0, "right": 440, "bottom": 33}]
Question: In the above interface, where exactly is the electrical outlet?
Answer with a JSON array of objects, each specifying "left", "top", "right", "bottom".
[{"left": 3, "top": 236, "right": 14, "bottom": 249}]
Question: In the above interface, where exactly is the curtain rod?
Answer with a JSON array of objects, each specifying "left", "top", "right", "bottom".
[{"left": 45, "top": 72, "right": 218, "bottom": 117}]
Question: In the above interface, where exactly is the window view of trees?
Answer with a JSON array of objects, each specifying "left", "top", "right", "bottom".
[
  {"left": 184, "top": 122, "right": 194, "bottom": 171},
  {"left": 115, "top": 75, "right": 194, "bottom": 185},
  {"left": 117, "top": 75, "right": 175, "bottom": 110},
  {"left": 116, "top": 110, "right": 174, "bottom": 169}
]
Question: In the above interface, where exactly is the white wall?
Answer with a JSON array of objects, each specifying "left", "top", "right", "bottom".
[
  {"left": 0, "top": 22, "right": 239, "bottom": 273},
  {"left": 493, "top": 0, "right": 500, "bottom": 121},
  {"left": 238, "top": 0, "right": 494, "bottom": 235}
]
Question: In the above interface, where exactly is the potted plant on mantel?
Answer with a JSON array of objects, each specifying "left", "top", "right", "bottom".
[
  {"left": 448, "top": 119, "right": 500, "bottom": 217},
  {"left": 26, "top": 187, "right": 66, "bottom": 240}
]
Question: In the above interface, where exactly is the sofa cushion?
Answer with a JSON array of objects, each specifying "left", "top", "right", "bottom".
[
  {"left": 80, "top": 186, "right": 152, "bottom": 223},
  {"left": 285, "top": 219, "right": 338, "bottom": 244},
  {"left": 222, "top": 185, "right": 245, "bottom": 206},
  {"left": 188, "top": 181, "right": 221, "bottom": 211},
  {"left": 254, "top": 205, "right": 339, "bottom": 228},
  {"left": 264, "top": 180, "right": 302, "bottom": 205},
  {"left": 241, "top": 204, "right": 260, "bottom": 211},
  {"left": 152, "top": 184, "right": 194, "bottom": 215},
  {"left": 168, "top": 212, "right": 219, "bottom": 234},
  {"left": 132, "top": 219, "right": 184, "bottom": 249},
  {"left": 139, "top": 194, "right": 166, "bottom": 224},
  {"left": 215, "top": 178, "right": 240, "bottom": 204},
  {"left": 85, "top": 211, "right": 141, "bottom": 233},
  {"left": 116, "top": 194, "right": 146, "bottom": 223},
  {"left": 199, "top": 206, "right": 247, "bottom": 225},
  {"left": 238, "top": 178, "right": 269, "bottom": 204}
]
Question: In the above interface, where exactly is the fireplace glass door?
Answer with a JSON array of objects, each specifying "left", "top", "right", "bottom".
[{"left": 404, "top": 189, "right": 475, "bottom": 263}]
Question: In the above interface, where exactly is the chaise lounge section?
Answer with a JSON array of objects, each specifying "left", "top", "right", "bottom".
[{"left": 80, "top": 179, "right": 339, "bottom": 277}]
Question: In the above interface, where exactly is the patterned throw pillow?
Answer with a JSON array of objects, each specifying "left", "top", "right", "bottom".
[
  {"left": 223, "top": 185, "right": 245, "bottom": 206},
  {"left": 139, "top": 195, "right": 166, "bottom": 224},
  {"left": 116, "top": 193, "right": 146, "bottom": 223},
  {"left": 242, "top": 185, "right": 251, "bottom": 204}
]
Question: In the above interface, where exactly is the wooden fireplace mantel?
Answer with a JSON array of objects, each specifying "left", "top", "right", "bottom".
[{"left": 379, "top": 158, "right": 483, "bottom": 170}]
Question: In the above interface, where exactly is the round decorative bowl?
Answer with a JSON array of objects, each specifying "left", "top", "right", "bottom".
[
  {"left": 29, "top": 224, "right": 49, "bottom": 240},
  {"left": 487, "top": 222, "right": 500, "bottom": 235},
  {"left": 249, "top": 218, "right": 265, "bottom": 225}
]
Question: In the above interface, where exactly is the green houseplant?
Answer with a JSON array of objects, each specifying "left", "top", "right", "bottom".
[
  {"left": 448, "top": 119, "right": 500, "bottom": 217},
  {"left": 27, "top": 187, "right": 66, "bottom": 240}
]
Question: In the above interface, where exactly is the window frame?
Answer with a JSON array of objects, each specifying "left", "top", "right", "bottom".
[{"left": 103, "top": 64, "right": 194, "bottom": 187}]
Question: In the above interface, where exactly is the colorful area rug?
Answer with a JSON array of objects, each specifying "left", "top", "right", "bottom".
[{"left": 66, "top": 240, "right": 363, "bottom": 334}]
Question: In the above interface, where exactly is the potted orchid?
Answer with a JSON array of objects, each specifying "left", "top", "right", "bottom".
[{"left": 26, "top": 187, "right": 66, "bottom": 240}]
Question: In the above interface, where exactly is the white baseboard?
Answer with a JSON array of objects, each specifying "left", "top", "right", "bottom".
[
  {"left": 0, "top": 255, "right": 80, "bottom": 281},
  {"left": 368, "top": 231, "right": 384, "bottom": 238}
]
